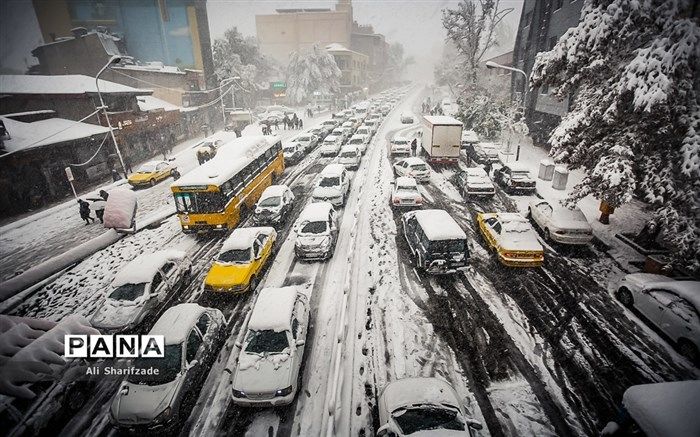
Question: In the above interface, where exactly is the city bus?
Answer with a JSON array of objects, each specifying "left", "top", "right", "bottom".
[{"left": 170, "top": 136, "right": 284, "bottom": 233}]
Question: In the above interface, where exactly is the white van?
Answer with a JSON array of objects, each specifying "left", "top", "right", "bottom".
[
  {"left": 338, "top": 145, "right": 361, "bottom": 170},
  {"left": 312, "top": 164, "right": 350, "bottom": 206}
]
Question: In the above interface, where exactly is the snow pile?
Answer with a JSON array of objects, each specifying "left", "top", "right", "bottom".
[
  {"left": 103, "top": 188, "right": 137, "bottom": 231},
  {"left": 623, "top": 380, "right": 700, "bottom": 437}
]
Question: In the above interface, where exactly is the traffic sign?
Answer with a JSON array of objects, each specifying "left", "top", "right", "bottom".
[{"left": 271, "top": 81, "right": 287, "bottom": 90}]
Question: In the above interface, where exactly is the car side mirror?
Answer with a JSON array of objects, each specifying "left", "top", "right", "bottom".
[
  {"left": 376, "top": 424, "right": 397, "bottom": 437},
  {"left": 296, "top": 339, "right": 305, "bottom": 347},
  {"left": 466, "top": 419, "right": 483, "bottom": 430}
]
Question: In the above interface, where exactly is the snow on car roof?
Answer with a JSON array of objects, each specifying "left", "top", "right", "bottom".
[
  {"left": 221, "top": 227, "right": 273, "bottom": 252},
  {"left": 260, "top": 185, "right": 288, "bottom": 200},
  {"left": 395, "top": 176, "right": 418, "bottom": 187},
  {"left": 423, "top": 115, "right": 462, "bottom": 126},
  {"left": 340, "top": 145, "right": 359, "bottom": 152},
  {"left": 382, "top": 377, "right": 460, "bottom": 412},
  {"left": 324, "top": 135, "right": 339, "bottom": 141},
  {"left": 623, "top": 381, "right": 700, "bottom": 437},
  {"left": 150, "top": 303, "right": 207, "bottom": 345},
  {"left": 172, "top": 136, "right": 273, "bottom": 187},
  {"left": 298, "top": 202, "right": 333, "bottom": 223},
  {"left": 112, "top": 250, "right": 186, "bottom": 287},
  {"left": 321, "top": 163, "right": 345, "bottom": 176},
  {"left": 248, "top": 287, "right": 299, "bottom": 332},
  {"left": 411, "top": 209, "right": 466, "bottom": 241},
  {"left": 466, "top": 167, "right": 488, "bottom": 177}
]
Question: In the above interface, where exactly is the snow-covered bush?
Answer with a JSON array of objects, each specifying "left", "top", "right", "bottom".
[
  {"left": 286, "top": 45, "right": 341, "bottom": 104},
  {"left": 531, "top": 0, "right": 700, "bottom": 271}
]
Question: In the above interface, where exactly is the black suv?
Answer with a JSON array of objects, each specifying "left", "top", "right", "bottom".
[{"left": 401, "top": 209, "right": 469, "bottom": 274}]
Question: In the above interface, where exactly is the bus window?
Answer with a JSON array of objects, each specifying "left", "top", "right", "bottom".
[
  {"left": 175, "top": 193, "right": 193, "bottom": 213},
  {"left": 241, "top": 165, "right": 253, "bottom": 183},
  {"left": 230, "top": 175, "right": 243, "bottom": 194},
  {"left": 222, "top": 181, "right": 234, "bottom": 199},
  {"left": 273, "top": 141, "right": 282, "bottom": 154}
]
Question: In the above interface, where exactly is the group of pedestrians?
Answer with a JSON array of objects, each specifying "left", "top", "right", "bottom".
[
  {"left": 77, "top": 190, "right": 109, "bottom": 225},
  {"left": 261, "top": 112, "right": 305, "bottom": 135}
]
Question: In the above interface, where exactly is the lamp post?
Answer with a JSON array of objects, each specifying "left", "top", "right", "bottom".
[
  {"left": 96, "top": 55, "right": 128, "bottom": 177},
  {"left": 485, "top": 60, "right": 529, "bottom": 161},
  {"left": 219, "top": 76, "right": 240, "bottom": 128}
]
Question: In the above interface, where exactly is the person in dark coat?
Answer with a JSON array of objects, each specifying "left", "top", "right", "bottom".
[
  {"left": 99, "top": 190, "right": 109, "bottom": 201},
  {"left": 78, "top": 199, "right": 94, "bottom": 225},
  {"left": 298, "top": 118, "right": 303, "bottom": 129},
  {"left": 484, "top": 161, "right": 492, "bottom": 176},
  {"left": 411, "top": 138, "right": 418, "bottom": 156},
  {"left": 291, "top": 113, "right": 299, "bottom": 129},
  {"left": 111, "top": 168, "right": 121, "bottom": 182},
  {"left": 275, "top": 118, "right": 281, "bottom": 130}
]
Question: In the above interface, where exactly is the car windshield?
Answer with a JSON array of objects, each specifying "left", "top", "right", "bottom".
[
  {"left": 138, "top": 164, "right": 157, "bottom": 173},
  {"left": 284, "top": 147, "right": 297, "bottom": 153},
  {"left": 218, "top": 248, "right": 252, "bottom": 263},
  {"left": 128, "top": 344, "right": 182, "bottom": 385},
  {"left": 349, "top": 139, "right": 362, "bottom": 145},
  {"left": 392, "top": 405, "right": 466, "bottom": 434},
  {"left": 259, "top": 196, "right": 281, "bottom": 207},
  {"left": 244, "top": 329, "right": 290, "bottom": 354},
  {"left": 397, "top": 184, "right": 416, "bottom": 192},
  {"left": 300, "top": 220, "right": 327, "bottom": 234},
  {"left": 411, "top": 164, "right": 428, "bottom": 172},
  {"left": 430, "top": 239, "right": 465, "bottom": 253},
  {"left": 341, "top": 151, "right": 357, "bottom": 158},
  {"left": 512, "top": 170, "right": 531, "bottom": 179},
  {"left": 319, "top": 176, "right": 340, "bottom": 187},
  {"left": 298, "top": 136, "right": 310, "bottom": 142},
  {"left": 393, "top": 140, "right": 408, "bottom": 145},
  {"left": 109, "top": 283, "right": 147, "bottom": 301}
]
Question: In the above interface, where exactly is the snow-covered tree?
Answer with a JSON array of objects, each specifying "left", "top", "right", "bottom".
[
  {"left": 286, "top": 45, "right": 341, "bottom": 104},
  {"left": 456, "top": 95, "right": 527, "bottom": 140},
  {"left": 212, "top": 27, "right": 274, "bottom": 107},
  {"left": 531, "top": 0, "right": 700, "bottom": 271}
]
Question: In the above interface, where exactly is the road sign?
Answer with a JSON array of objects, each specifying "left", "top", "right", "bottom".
[{"left": 271, "top": 81, "right": 287, "bottom": 90}]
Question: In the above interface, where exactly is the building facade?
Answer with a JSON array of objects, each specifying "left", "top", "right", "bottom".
[
  {"left": 325, "top": 44, "right": 368, "bottom": 91},
  {"left": 512, "top": 0, "right": 583, "bottom": 145},
  {"left": 31, "top": 0, "right": 216, "bottom": 87},
  {"left": 255, "top": 2, "right": 354, "bottom": 66},
  {"left": 350, "top": 23, "right": 389, "bottom": 91}
]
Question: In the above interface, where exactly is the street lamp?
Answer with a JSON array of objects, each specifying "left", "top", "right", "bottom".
[
  {"left": 219, "top": 76, "right": 240, "bottom": 128},
  {"left": 485, "top": 60, "right": 529, "bottom": 161},
  {"left": 96, "top": 55, "right": 128, "bottom": 177},
  {"left": 95, "top": 55, "right": 129, "bottom": 176}
]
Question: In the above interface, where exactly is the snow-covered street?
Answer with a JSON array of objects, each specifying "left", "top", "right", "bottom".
[{"left": 2, "top": 86, "right": 697, "bottom": 437}]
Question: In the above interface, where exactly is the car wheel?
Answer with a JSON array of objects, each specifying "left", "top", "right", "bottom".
[
  {"left": 677, "top": 339, "right": 699, "bottom": 363},
  {"left": 615, "top": 287, "right": 634, "bottom": 308},
  {"left": 149, "top": 179, "right": 156, "bottom": 187}
]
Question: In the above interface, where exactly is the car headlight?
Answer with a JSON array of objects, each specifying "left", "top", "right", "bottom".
[
  {"left": 153, "top": 406, "right": 172, "bottom": 424},
  {"left": 232, "top": 389, "right": 247, "bottom": 398},
  {"left": 275, "top": 386, "right": 293, "bottom": 397}
]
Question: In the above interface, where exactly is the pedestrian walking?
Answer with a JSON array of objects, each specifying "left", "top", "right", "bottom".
[
  {"left": 111, "top": 168, "right": 121, "bottom": 182},
  {"left": 78, "top": 199, "right": 95, "bottom": 225},
  {"left": 292, "top": 113, "right": 298, "bottom": 129},
  {"left": 484, "top": 161, "right": 492, "bottom": 176},
  {"left": 298, "top": 119, "right": 303, "bottom": 129},
  {"left": 274, "top": 119, "right": 280, "bottom": 130},
  {"left": 411, "top": 138, "right": 418, "bottom": 156},
  {"left": 123, "top": 156, "right": 133, "bottom": 174}
]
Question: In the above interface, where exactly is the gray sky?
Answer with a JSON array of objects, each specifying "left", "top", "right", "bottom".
[
  {"left": 1, "top": 0, "right": 523, "bottom": 80},
  {"left": 207, "top": 0, "right": 524, "bottom": 81}
]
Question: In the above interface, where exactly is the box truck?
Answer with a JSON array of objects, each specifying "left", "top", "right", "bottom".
[{"left": 421, "top": 115, "right": 463, "bottom": 164}]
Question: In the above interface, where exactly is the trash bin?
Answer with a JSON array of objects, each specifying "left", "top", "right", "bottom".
[
  {"left": 552, "top": 166, "right": 569, "bottom": 190},
  {"left": 538, "top": 159, "right": 555, "bottom": 181}
]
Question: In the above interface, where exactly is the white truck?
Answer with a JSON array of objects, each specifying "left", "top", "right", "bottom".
[{"left": 421, "top": 115, "right": 463, "bottom": 164}]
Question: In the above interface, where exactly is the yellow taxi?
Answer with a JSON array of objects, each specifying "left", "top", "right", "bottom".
[
  {"left": 477, "top": 212, "right": 544, "bottom": 267},
  {"left": 203, "top": 227, "right": 277, "bottom": 293},
  {"left": 127, "top": 160, "right": 173, "bottom": 187}
]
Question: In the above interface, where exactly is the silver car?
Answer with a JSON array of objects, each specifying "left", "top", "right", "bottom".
[
  {"left": 109, "top": 304, "right": 226, "bottom": 432},
  {"left": 616, "top": 274, "right": 699, "bottom": 361},
  {"left": 91, "top": 250, "right": 191, "bottom": 333}
]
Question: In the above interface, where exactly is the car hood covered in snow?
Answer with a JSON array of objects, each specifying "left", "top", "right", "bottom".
[
  {"left": 233, "top": 351, "right": 293, "bottom": 392},
  {"left": 313, "top": 186, "right": 342, "bottom": 198},
  {"left": 499, "top": 231, "right": 542, "bottom": 252},
  {"left": 91, "top": 298, "right": 143, "bottom": 331},
  {"left": 113, "top": 378, "right": 181, "bottom": 424}
]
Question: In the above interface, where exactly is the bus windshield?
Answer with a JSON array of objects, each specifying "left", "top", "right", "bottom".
[{"left": 174, "top": 192, "right": 226, "bottom": 214}]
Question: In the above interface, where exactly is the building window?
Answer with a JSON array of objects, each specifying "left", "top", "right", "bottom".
[{"left": 553, "top": 0, "right": 563, "bottom": 11}]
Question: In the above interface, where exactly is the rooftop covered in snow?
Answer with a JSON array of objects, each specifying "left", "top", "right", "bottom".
[
  {"left": 137, "top": 95, "right": 182, "bottom": 112},
  {"left": 0, "top": 116, "right": 112, "bottom": 154},
  {"left": 0, "top": 74, "right": 152, "bottom": 96}
]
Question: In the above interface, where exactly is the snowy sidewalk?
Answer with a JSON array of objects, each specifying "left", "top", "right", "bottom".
[{"left": 499, "top": 132, "right": 649, "bottom": 272}]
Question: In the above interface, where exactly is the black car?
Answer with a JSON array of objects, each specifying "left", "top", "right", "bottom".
[
  {"left": 493, "top": 164, "right": 537, "bottom": 194},
  {"left": 401, "top": 209, "right": 469, "bottom": 275},
  {"left": 464, "top": 143, "right": 499, "bottom": 165}
]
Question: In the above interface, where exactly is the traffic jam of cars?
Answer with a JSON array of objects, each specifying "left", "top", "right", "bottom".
[{"left": 3, "top": 84, "right": 698, "bottom": 437}]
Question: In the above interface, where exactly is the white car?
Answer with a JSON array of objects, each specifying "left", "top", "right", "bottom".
[
  {"left": 454, "top": 167, "right": 495, "bottom": 197},
  {"left": 253, "top": 184, "right": 295, "bottom": 225},
  {"left": 615, "top": 274, "right": 699, "bottom": 361},
  {"left": 356, "top": 126, "right": 372, "bottom": 139},
  {"left": 282, "top": 141, "right": 303, "bottom": 164},
  {"left": 331, "top": 128, "right": 348, "bottom": 143},
  {"left": 393, "top": 157, "right": 430, "bottom": 183},
  {"left": 527, "top": 200, "right": 593, "bottom": 244},
  {"left": 91, "top": 250, "right": 191, "bottom": 333},
  {"left": 391, "top": 176, "right": 422, "bottom": 208},
  {"left": 231, "top": 287, "right": 309, "bottom": 406},
  {"left": 320, "top": 135, "right": 342, "bottom": 157},
  {"left": 338, "top": 145, "right": 361, "bottom": 170},
  {"left": 347, "top": 134, "right": 369, "bottom": 154},
  {"left": 293, "top": 134, "right": 317, "bottom": 152},
  {"left": 400, "top": 113, "right": 414, "bottom": 124},
  {"left": 110, "top": 304, "right": 226, "bottom": 431},
  {"left": 390, "top": 138, "right": 411, "bottom": 156},
  {"left": 312, "top": 164, "right": 350, "bottom": 206},
  {"left": 377, "top": 377, "right": 482, "bottom": 436},
  {"left": 321, "top": 120, "right": 338, "bottom": 130}
]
